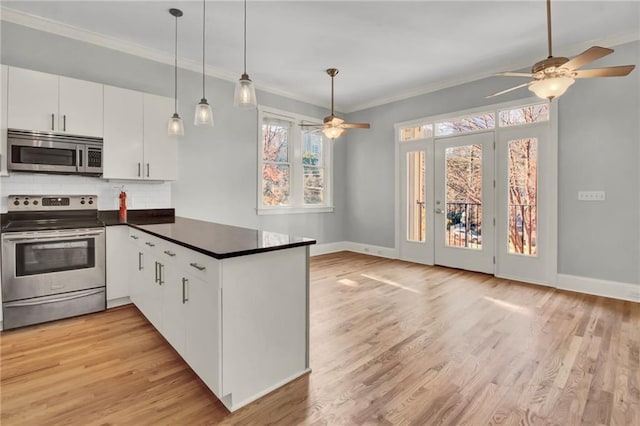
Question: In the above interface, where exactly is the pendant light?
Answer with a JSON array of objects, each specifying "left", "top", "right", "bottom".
[
  {"left": 233, "top": 0, "right": 257, "bottom": 109},
  {"left": 168, "top": 8, "right": 184, "bottom": 136},
  {"left": 194, "top": 0, "right": 214, "bottom": 126}
]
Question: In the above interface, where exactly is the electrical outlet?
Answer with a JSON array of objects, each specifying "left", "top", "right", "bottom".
[{"left": 578, "top": 191, "right": 605, "bottom": 201}]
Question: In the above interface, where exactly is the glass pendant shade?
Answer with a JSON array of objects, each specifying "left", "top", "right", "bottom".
[
  {"left": 529, "top": 76, "right": 575, "bottom": 100},
  {"left": 322, "top": 126, "right": 345, "bottom": 140},
  {"left": 234, "top": 74, "right": 257, "bottom": 109},
  {"left": 168, "top": 113, "right": 184, "bottom": 136},
  {"left": 194, "top": 98, "right": 214, "bottom": 126}
]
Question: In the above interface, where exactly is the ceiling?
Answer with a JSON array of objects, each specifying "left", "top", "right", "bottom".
[{"left": 2, "top": 1, "right": 639, "bottom": 112}]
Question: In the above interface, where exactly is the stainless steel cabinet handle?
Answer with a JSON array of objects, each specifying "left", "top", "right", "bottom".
[
  {"left": 130, "top": 235, "right": 139, "bottom": 240},
  {"left": 158, "top": 263, "right": 164, "bottom": 285},
  {"left": 189, "top": 262, "right": 206, "bottom": 271},
  {"left": 154, "top": 261, "right": 159, "bottom": 283},
  {"left": 145, "top": 242, "right": 155, "bottom": 247},
  {"left": 138, "top": 252, "right": 143, "bottom": 271},
  {"left": 182, "top": 277, "right": 189, "bottom": 304},
  {"left": 146, "top": 163, "right": 150, "bottom": 178},
  {"left": 163, "top": 250, "right": 176, "bottom": 257},
  {"left": 138, "top": 162, "right": 141, "bottom": 177},
  {"left": 63, "top": 114, "right": 67, "bottom": 132},
  {"left": 51, "top": 113, "right": 55, "bottom": 131}
]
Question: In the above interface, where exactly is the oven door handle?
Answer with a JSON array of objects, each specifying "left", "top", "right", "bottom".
[
  {"left": 3, "top": 288, "right": 104, "bottom": 307},
  {"left": 2, "top": 229, "right": 105, "bottom": 242}
]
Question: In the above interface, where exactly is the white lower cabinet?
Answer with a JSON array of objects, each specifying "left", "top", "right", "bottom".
[{"left": 106, "top": 226, "right": 131, "bottom": 304}]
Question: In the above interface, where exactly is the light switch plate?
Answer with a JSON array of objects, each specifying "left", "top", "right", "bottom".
[{"left": 578, "top": 191, "right": 605, "bottom": 201}]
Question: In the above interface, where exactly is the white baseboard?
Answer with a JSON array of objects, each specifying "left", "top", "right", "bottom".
[
  {"left": 310, "top": 241, "right": 398, "bottom": 259},
  {"left": 107, "top": 297, "right": 132, "bottom": 309},
  {"left": 556, "top": 274, "right": 639, "bottom": 302}
]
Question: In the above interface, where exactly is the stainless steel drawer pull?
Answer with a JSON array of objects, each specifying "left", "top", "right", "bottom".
[
  {"left": 146, "top": 163, "right": 150, "bottom": 178},
  {"left": 63, "top": 115, "right": 67, "bottom": 132},
  {"left": 51, "top": 113, "right": 55, "bottom": 131},
  {"left": 130, "top": 235, "right": 139, "bottom": 240},
  {"left": 189, "top": 262, "right": 206, "bottom": 271},
  {"left": 138, "top": 162, "right": 141, "bottom": 177},
  {"left": 158, "top": 263, "right": 164, "bottom": 285},
  {"left": 182, "top": 277, "right": 189, "bottom": 304},
  {"left": 145, "top": 242, "right": 155, "bottom": 247},
  {"left": 154, "top": 261, "right": 159, "bottom": 283},
  {"left": 163, "top": 250, "right": 176, "bottom": 257},
  {"left": 138, "top": 252, "right": 143, "bottom": 271}
]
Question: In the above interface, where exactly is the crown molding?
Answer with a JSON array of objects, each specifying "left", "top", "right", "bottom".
[
  {"left": 0, "top": 6, "right": 329, "bottom": 110},
  {"left": 2, "top": 6, "right": 637, "bottom": 114},
  {"left": 342, "top": 30, "right": 640, "bottom": 113}
]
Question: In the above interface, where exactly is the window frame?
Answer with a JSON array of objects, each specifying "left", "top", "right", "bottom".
[{"left": 257, "top": 106, "right": 334, "bottom": 215}]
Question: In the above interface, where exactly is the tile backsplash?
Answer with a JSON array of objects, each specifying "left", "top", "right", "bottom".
[{"left": 0, "top": 173, "right": 171, "bottom": 213}]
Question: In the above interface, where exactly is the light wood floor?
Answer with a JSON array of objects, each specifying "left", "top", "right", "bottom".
[{"left": 1, "top": 252, "right": 638, "bottom": 425}]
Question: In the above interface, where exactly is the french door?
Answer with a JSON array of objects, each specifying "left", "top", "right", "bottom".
[{"left": 434, "top": 132, "right": 495, "bottom": 274}]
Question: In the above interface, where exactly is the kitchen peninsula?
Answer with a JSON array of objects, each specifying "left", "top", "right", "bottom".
[{"left": 103, "top": 211, "right": 314, "bottom": 412}]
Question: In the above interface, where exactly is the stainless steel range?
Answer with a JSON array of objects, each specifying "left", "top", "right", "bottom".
[{"left": 1, "top": 195, "right": 106, "bottom": 330}]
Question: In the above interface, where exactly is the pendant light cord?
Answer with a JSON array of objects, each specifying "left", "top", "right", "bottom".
[
  {"left": 243, "top": 0, "right": 247, "bottom": 75},
  {"left": 202, "top": 0, "right": 206, "bottom": 98},
  {"left": 546, "top": 0, "right": 552, "bottom": 58},
  {"left": 174, "top": 12, "right": 178, "bottom": 112}
]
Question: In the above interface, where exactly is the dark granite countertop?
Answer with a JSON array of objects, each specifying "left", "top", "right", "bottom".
[{"left": 101, "top": 209, "right": 315, "bottom": 259}]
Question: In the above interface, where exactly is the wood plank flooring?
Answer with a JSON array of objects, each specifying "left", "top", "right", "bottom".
[{"left": 1, "top": 252, "right": 638, "bottom": 425}]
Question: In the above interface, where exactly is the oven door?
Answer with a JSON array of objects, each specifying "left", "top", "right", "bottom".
[{"left": 1, "top": 228, "right": 106, "bottom": 302}]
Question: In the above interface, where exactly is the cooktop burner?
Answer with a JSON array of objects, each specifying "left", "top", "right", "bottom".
[{"left": 2, "top": 195, "right": 103, "bottom": 232}]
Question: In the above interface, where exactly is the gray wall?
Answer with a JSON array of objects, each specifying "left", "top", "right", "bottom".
[
  {"left": 345, "top": 40, "right": 640, "bottom": 285},
  {"left": 0, "top": 21, "right": 345, "bottom": 243}
]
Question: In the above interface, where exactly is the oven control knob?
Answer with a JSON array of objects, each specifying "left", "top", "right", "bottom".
[
  {"left": 80, "top": 200, "right": 85, "bottom": 205},
  {"left": 33, "top": 200, "right": 39, "bottom": 206},
  {"left": 23, "top": 201, "right": 29, "bottom": 206},
  {"left": 13, "top": 200, "right": 19, "bottom": 206},
  {"left": 88, "top": 200, "right": 94, "bottom": 205}
]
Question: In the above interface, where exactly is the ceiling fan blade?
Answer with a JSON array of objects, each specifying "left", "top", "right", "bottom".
[
  {"left": 341, "top": 123, "right": 371, "bottom": 129},
  {"left": 496, "top": 71, "right": 534, "bottom": 77},
  {"left": 562, "top": 46, "right": 613, "bottom": 71},
  {"left": 574, "top": 65, "right": 635, "bottom": 78},
  {"left": 486, "top": 82, "right": 531, "bottom": 99}
]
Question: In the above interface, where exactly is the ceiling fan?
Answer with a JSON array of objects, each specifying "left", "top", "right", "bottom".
[
  {"left": 300, "top": 68, "right": 370, "bottom": 139},
  {"left": 488, "top": 0, "right": 635, "bottom": 100}
]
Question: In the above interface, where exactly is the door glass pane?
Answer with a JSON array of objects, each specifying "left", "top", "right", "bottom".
[
  {"left": 16, "top": 239, "right": 95, "bottom": 276},
  {"left": 508, "top": 138, "right": 538, "bottom": 255},
  {"left": 445, "top": 144, "right": 482, "bottom": 249},
  {"left": 406, "top": 151, "right": 426, "bottom": 242}
]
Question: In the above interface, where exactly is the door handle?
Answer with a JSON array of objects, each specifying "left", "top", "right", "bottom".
[
  {"left": 163, "top": 250, "right": 176, "bottom": 257},
  {"left": 130, "top": 235, "right": 139, "bottom": 240},
  {"left": 158, "top": 263, "right": 164, "bottom": 285},
  {"left": 146, "top": 163, "right": 150, "bottom": 178},
  {"left": 154, "top": 261, "right": 159, "bottom": 283},
  {"left": 138, "top": 162, "right": 141, "bottom": 177},
  {"left": 138, "top": 252, "right": 143, "bottom": 271},
  {"left": 189, "top": 262, "right": 206, "bottom": 271},
  {"left": 182, "top": 277, "right": 189, "bottom": 304},
  {"left": 51, "top": 113, "right": 55, "bottom": 131},
  {"left": 63, "top": 114, "right": 67, "bottom": 132},
  {"left": 145, "top": 241, "right": 155, "bottom": 247}
]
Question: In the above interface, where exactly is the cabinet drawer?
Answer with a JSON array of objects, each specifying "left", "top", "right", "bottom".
[{"left": 173, "top": 244, "right": 219, "bottom": 281}]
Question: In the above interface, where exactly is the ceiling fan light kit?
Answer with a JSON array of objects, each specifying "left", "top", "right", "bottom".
[
  {"left": 489, "top": 0, "right": 635, "bottom": 100},
  {"left": 234, "top": 0, "right": 257, "bottom": 109},
  {"left": 168, "top": 8, "right": 184, "bottom": 137},
  {"left": 194, "top": 0, "right": 214, "bottom": 127}
]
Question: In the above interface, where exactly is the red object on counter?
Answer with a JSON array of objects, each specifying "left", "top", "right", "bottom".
[{"left": 119, "top": 191, "right": 127, "bottom": 222}]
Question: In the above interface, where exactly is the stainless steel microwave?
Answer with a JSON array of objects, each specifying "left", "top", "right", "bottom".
[{"left": 7, "top": 129, "right": 103, "bottom": 176}]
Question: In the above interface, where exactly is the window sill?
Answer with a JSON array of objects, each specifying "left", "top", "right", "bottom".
[{"left": 257, "top": 206, "right": 335, "bottom": 215}]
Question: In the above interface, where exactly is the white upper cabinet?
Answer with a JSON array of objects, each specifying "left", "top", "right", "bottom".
[
  {"left": 143, "top": 93, "right": 177, "bottom": 181},
  {"left": 8, "top": 67, "right": 103, "bottom": 137},
  {"left": 103, "top": 90, "right": 177, "bottom": 181},
  {"left": 59, "top": 76, "right": 104, "bottom": 137},
  {"left": 103, "top": 85, "right": 144, "bottom": 180},
  {"left": 8, "top": 67, "right": 59, "bottom": 133}
]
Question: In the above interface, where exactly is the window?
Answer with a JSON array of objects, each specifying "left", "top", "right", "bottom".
[
  {"left": 499, "top": 103, "right": 549, "bottom": 127},
  {"left": 400, "top": 124, "right": 433, "bottom": 141},
  {"left": 508, "top": 138, "right": 538, "bottom": 256},
  {"left": 435, "top": 112, "right": 495, "bottom": 136},
  {"left": 259, "top": 108, "right": 333, "bottom": 214}
]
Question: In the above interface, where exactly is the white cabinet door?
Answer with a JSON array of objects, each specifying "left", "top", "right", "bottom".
[
  {"left": 8, "top": 67, "right": 59, "bottom": 132},
  {"left": 58, "top": 76, "right": 103, "bottom": 137},
  {"left": 185, "top": 269, "right": 222, "bottom": 395},
  {"left": 103, "top": 86, "right": 144, "bottom": 180},
  {"left": 106, "top": 226, "right": 131, "bottom": 301},
  {"left": 129, "top": 244, "right": 145, "bottom": 307},
  {"left": 143, "top": 93, "right": 177, "bottom": 181},
  {"left": 161, "top": 264, "right": 187, "bottom": 356},
  {"left": 1, "top": 65, "right": 8, "bottom": 176}
]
